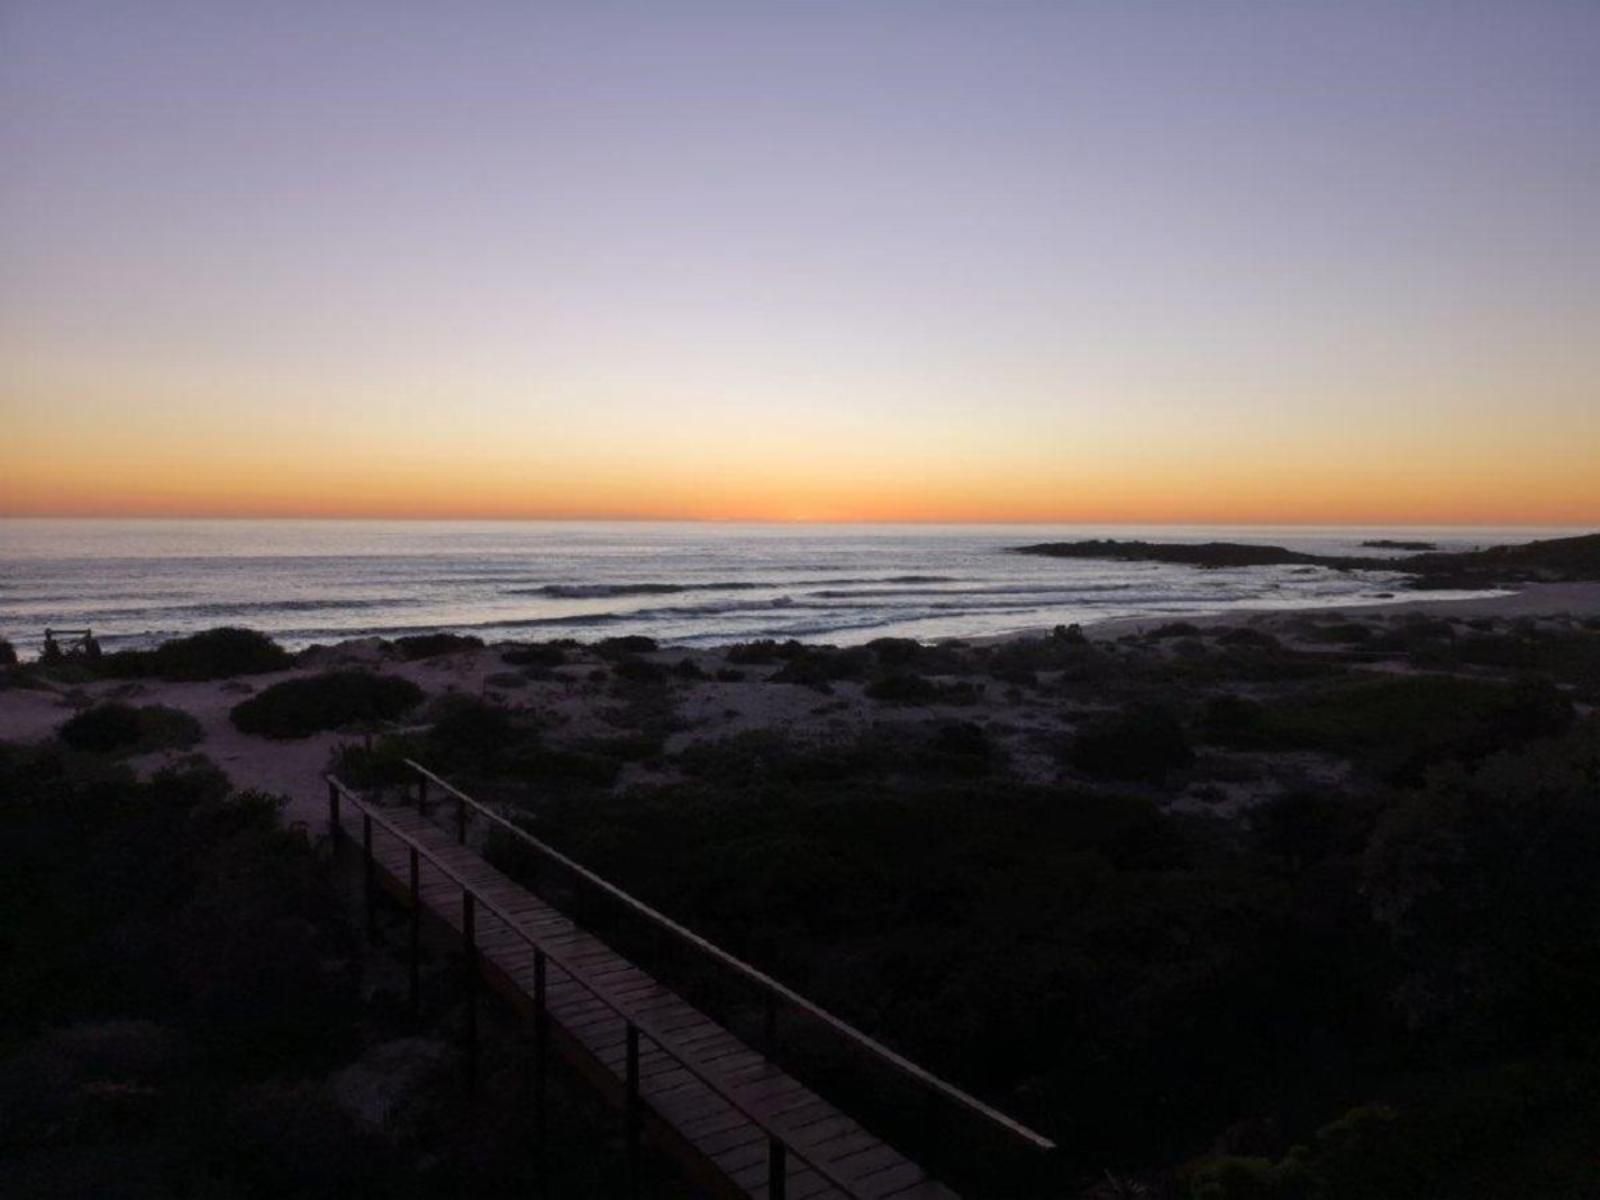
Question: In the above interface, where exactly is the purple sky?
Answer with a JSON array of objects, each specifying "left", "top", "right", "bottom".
[{"left": 3, "top": 2, "right": 1597, "bottom": 522}]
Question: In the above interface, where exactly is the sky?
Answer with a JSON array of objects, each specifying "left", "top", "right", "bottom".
[{"left": 2, "top": 1, "right": 1597, "bottom": 525}]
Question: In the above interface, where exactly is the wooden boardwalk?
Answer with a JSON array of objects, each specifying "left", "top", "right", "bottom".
[{"left": 328, "top": 775, "right": 992, "bottom": 1199}]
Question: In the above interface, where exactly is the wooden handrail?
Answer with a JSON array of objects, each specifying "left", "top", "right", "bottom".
[
  {"left": 326, "top": 775, "right": 866, "bottom": 1195},
  {"left": 403, "top": 758, "right": 1057, "bottom": 1153}
]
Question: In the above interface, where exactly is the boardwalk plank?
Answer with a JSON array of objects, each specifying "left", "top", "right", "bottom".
[{"left": 336, "top": 796, "right": 958, "bottom": 1200}]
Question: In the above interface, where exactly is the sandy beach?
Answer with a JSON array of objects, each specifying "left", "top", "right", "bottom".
[{"left": 6, "top": 578, "right": 1597, "bottom": 832}]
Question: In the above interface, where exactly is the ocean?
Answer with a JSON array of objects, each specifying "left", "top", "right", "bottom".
[{"left": 0, "top": 519, "right": 1563, "bottom": 654}]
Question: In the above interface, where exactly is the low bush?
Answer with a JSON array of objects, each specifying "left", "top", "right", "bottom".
[
  {"left": 1149, "top": 621, "right": 1203, "bottom": 640},
  {"left": 864, "top": 672, "right": 981, "bottom": 705},
  {"left": 428, "top": 696, "right": 515, "bottom": 760},
  {"left": 1068, "top": 703, "right": 1194, "bottom": 781},
  {"left": 58, "top": 703, "right": 203, "bottom": 755},
  {"left": 594, "top": 635, "right": 658, "bottom": 660},
  {"left": 1217, "top": 626, "right": 1281, "bottom": 650},
  {"left": 501, "top": 642, "right": 569, "bottom": 667},
  {"left": 1302, "top": 622, "right": 1374, "bottom": 645},
  {"left": 769, "top": 646, "right": 873, "bottom": 691},
  {"left": 0, "top": 638, "right": 17, "bottom": 667},
  {"left": 725, "top": 639, "right": 808, "bottom": 665},
  {"left": 229, "top": 671, "right": 422, "bottom": 739},
  {"left": 99, "top": 627, "right": 293, "bottom": 681},
  {"left": 613, "top": 657, "right": 669, "bottom": 684},
  {"left": 1243, "top": 675, "right": 1573, "bottom": 783},
  {"left": 391, "top": 632, "right": 483, "bottom": 660}
]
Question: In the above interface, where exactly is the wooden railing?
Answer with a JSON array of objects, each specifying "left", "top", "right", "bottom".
[
  {"left": 327, "top": 773, "right": 867, "bottom": 1199},
  {"left": 400, "top": 758, "right": 1057, "bottom": 1155}
]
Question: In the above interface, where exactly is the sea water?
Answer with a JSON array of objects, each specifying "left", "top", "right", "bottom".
[{"left": 0, "top": 519, "right": 1562, "bottom": 654}]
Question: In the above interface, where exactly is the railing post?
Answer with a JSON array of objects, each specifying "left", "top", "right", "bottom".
[
  {"left": 462, "top": 890, "right": 478, "bottom": 1094},
  {"left": 534, "top": 949, "right": 548, "bottom": 1192},
  {"left": 362, "top": 812, "right": 376, "bottom": 941},
  {"left": 327, "top": 779, "right": 341, "bottom": 844},
  {"left": 769, "top": 1136, "right": 787, "bottom": 1200},
  {"left": 626, "top": 1023, "right": 641, "bottom": 1199},
  {"left": 408, "top": 846, "right": 421, "bottom": 1015}
]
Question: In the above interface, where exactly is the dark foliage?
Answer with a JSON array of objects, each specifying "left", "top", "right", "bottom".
[
  {"left": 1214, "top": 675, "right": 1574, "bottom": 784},
  {"left": 593, "top": 635, "right": 658, "bottom": 659},
  {"left": 98, "top": 627, "right": 293, "bottom": 681},
  {"left": 230, "top": 671, "right": 423, "bottom": 739},
  {"left": 1068, "top": 703, "right": 1195, "bottom": 781},
  {"left": 500, "top": 641, "right": 570, "bottom": 667},
  {"left": 391, "top": 632, "right": 484, "bottom": 660},
  {"left": 613, "top": 656, "right": 669, "bottom": 684},
  {"left": 0, "top": 638, "right": 16, "bottom": 667},
  {"left": 863, "top": 672, "right": 982, "bottom": 705},
  {"left": 769, "top": 645, "right": 874, "bottom": 691},
  {"left": 58, "top": 702, "right": 203, "bottom": 755},
  {"left": 725, "top": 638, "right": 809, "bottom": 664}
]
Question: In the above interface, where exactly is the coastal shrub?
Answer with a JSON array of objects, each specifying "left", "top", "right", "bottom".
[
  {"left": 329, "top": 733, "right": 429, "bottom": 789},
  {"left": 1149, "top": 621, "right": 1204, "bottom": 640},
  {"left": 229, "top": 671, "right": 423, "bottom": 739},
  {"left": 148, "top": 627, "right": 292, "bottom": 680},
  {"left": 57, "top": 702, "right": 143, "bottom": 752},
  {"left": 1201, "top": 694, "right": 1267, "bottom": 746},
  {"left": 725, "top": 639, "right": 807, "bottom": 665},
  {"left": 57, "top": 702, "right": 203, "bottom": 755},
  {"left": 1302, "top": 621, "right": 1373, "bottom": 645},
  {"left": 864, "top": 672, "right": 981, "bottom": 705},
  {"left": 613, "top": 657, "right": 669, "bottom": 684},
  {"left": 673, "top": 657, "right": 706, "bottom": 680},
  {"left": 501, "top": 642, "right": 568, "bottom": 668},
  {"left": 504, "top": 745, "right": 623, "bottom": 790},
  {"left": 1249, "top": 789, "right": 1381, "bottom": 870},
  {"left": 923, "top": 720, "right": 1001, "bottom": 776},
  {"left": 1251, "top": 675, "right": 1573, "bottom": 783},
  {"left": 1364, "top": 721, "right": 1600, "bottom": 1043},
  {"left": 675, "top": 729, "right": 895, "bottom": 788},
  {"left": 987, "top": 635, "right": 1109, "bottom": 680},
  {"left": 594, "top": 635, "right": 657, "bottom": 660},
  {"left": 865, "top": 637, "right": 922, "bottom": 666},
  {"left": 428, "top": 697, "right": 515, "bottom": 761},
  {"left": 391, "top": 631, "right": 483, "bottom": 660},
  {"left": 860, "top": 638, "right": 971, "bottom": 675},
  {"left": 1217, "top": 626, "right": 1281, "bottom": 650},
  {"left": 1067, "top": 703, "right": 1194, "bottom": 781},
  {"left": 0, "top": 638, "right": 16, "bottom": 667},
  {"left": 769, "top": 645, "right": 873, "bottom": 691},
  {"left": 575, "top": 731, "right": 665, "bottom": 763}
]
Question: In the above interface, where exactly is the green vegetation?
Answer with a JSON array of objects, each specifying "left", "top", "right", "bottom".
[
  {"left": 97, "top": 627, "right": 293, "bottom": 680},
  {"left": 0, "top": 744, "right": 654, "bottom": 1198},
  {"left": 230, "top": 670, "right": 423, "bottom": 739},
  {"left": 434, "top": 621, "right": 1600, "bottom": 1196},
  {"left": 58, "top": 702, "right": 203, "bottom": 755},
  {"left": 391, "top": 632, "right": 484, "bottom": 659},
  {"left": 1203, "top": 674, "right": 1572, "bottom": 783},
  {"left": 1067, "top": 702, "right": 1193, "bottom": 780}
]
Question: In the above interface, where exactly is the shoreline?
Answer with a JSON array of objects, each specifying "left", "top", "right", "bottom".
[
  {"left": 964, "top": 581, "right": 1600, "bottom": 646},
  {"left": 1066, "top": 581, "right": 1600, "bottom": 642}
]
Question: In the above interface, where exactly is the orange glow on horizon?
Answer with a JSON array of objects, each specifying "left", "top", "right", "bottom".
[{"left": 5, "top": 441, "right": 1597, "bottom": 528}]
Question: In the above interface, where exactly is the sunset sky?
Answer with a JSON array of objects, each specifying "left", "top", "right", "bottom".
[{"left": 3, "top": 1, "right": 1597, "bottom": 525}]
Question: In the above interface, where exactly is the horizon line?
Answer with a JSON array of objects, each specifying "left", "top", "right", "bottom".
[{"left": 2, "top": 513, "right": 1595, "bottom": 531}]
